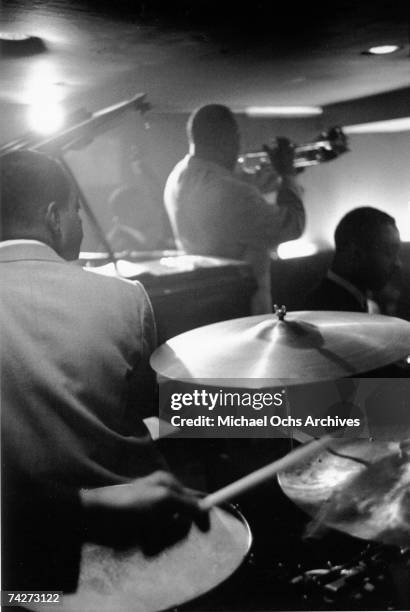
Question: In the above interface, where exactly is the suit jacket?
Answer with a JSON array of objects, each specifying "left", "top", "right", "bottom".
[
  {"left": 2, "top": 455, "right": 83, "bottom": 592},
  {"left": 304, "top": 276, "right": 367, "bottom": 312},
  {"left": 0, "top": 242, "right": 164, "bottom": 489}
]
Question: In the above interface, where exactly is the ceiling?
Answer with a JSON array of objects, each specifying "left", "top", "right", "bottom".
[{"left": 0, "top": 0, "right": 409, "bottom": 122}]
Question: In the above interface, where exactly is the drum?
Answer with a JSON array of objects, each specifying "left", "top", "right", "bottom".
[{"left": 54, "top": 505, "right": 252, "bottom": 612}]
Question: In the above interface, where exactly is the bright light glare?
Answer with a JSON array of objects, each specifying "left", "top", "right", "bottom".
[
  {"left": 245, "top": 106, "right": 323, "bottom": 117},
  {"left": 397, "top": 201, "right": 410, "bottom": 241},
  {"left": 27, "top": 103, "right": 65, "bottom": 134},
  {"left": 367, "top": 45, "right": 400, "bottom": 55},
  {"left": 24, "top": 60, "right": 66, "bottom": 134},
  {"left": 277, "top": 239, "right": 319, "bottom": 260},
  {"left": 344, "top": 118, "right": 410, "bottom": 134},
  {"left": 25, "top": 61, "right": 63, "bottom": 104}
]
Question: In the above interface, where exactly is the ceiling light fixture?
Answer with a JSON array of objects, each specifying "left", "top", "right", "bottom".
[
  {"left": 0, "top": 32, "right": 46, "bottom": 56},
  {"left": 365, "top": 45, "right": 401, "bottom": 55},
  {"left": 0, "top": 32, "right": 31, "bottom": 41},
  {"left": 245, "top": 106, "right": 323, "bottom": 117}
]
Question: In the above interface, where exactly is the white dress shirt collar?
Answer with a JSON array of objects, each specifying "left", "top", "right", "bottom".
[{"left": 0, "top": 239, "right": 48, "bottom": 248}]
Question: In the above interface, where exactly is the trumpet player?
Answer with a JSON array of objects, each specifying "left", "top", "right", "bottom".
[{"left": 164, "top": 104, "right": 305, "bottom": 314}]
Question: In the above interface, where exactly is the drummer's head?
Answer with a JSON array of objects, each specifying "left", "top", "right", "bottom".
[
  {"left": 1, "top": 150, "right": 83, "bottom": 261},
  {"left": 333, "top": 206, "right": 401, "bottom": 291},
  {"left": 187, "top": 104, "right": 240, "bottom": 171}
]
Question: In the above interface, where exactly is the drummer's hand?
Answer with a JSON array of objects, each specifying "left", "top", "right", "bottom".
[
  {"left": 263, "top": 137, "right": 298, "bottom": 176},
  {"left": 81, "top": 471, "right": 209, "bottom": 550}
]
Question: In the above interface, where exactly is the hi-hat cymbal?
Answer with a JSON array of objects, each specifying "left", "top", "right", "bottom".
[
  {"left": 278, "top": 439, "right": 410, "bottom": 547},
  {"left": 150, "top": 311, "right": 410, "bottom": 387}
]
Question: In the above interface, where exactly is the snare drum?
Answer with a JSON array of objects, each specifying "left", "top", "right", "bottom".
[{"left": 56, "top": 505, "right": 251, "bottom": 612}]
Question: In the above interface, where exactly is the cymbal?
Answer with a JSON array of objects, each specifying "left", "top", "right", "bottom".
[
  {"left": 150, "top": 311, "right": 410, "bottom": 387},
  {"left": 278, "top": 439, "right": 410, "bottom": 547}
]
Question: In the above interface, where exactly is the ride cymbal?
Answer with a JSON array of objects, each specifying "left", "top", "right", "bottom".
[{"left": 150, "top": 311, "right": 410, "bottom": 387}]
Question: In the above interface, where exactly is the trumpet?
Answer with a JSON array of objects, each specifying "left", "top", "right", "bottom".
[{"left": 237, "top": 126, "right": 348, "bottom": 174}]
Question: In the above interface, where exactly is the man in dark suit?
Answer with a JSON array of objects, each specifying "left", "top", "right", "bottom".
[
  {"left": 304, "top": 207, "right": 401, "bottom": 313},
  {"left": 1, "top": 150, "right": 207, "bottom": 592}
]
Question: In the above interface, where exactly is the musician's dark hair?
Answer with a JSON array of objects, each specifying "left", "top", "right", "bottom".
[
  {"left": 187, "top": 104, "right": 237, "bottom": 148},
  {"left": 334, "top": 207, "right": 397, "bottom": 251},
  {"left": 1, "top": 150, "right": 71, "bottom": 236}
]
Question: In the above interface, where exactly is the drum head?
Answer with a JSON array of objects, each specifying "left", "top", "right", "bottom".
[{"left": 58, "top": 505, "right": 252, "bottom": 612}]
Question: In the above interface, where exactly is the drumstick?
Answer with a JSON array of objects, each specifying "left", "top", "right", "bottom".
[{"left": 200, "top": 436, "right": 333, "bottom": 511}]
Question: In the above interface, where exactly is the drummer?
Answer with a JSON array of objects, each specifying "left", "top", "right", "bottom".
[
  {"left": 304, "top": 207, "right": 402, "bottom": 314},
  {"left": 0, "top": 150, "right": 208, "bottom": 591}
]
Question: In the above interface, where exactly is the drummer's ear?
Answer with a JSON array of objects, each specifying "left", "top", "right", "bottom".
[{"left": 45, "top": 201, "right": 60, "bottom": 234}]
